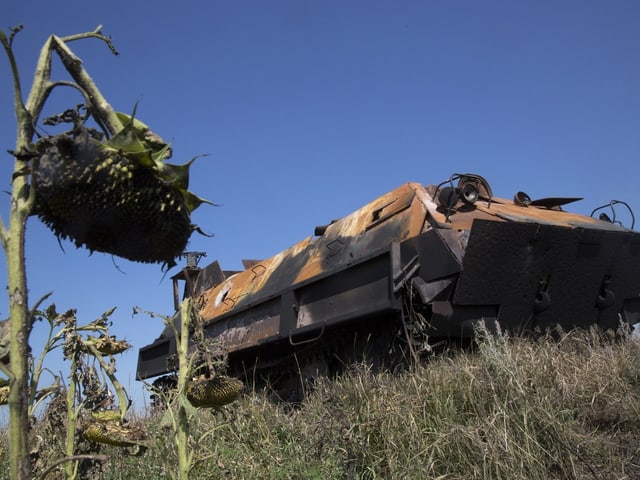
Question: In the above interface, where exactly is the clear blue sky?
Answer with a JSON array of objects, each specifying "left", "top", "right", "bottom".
[{"left": 1, "top": 1, "right": 639, "bottom": 412}]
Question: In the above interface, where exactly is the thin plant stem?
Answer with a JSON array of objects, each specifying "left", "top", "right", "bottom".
[
  {"left": 176, "top": 299, "right": 194, "bottom": 480},
  {"left": 38, "top": 454, "right": 108, "bottom": 480},
  {"left": 0, "top": 26, "right": 120, "bottom": 480},
  {"left": 84, "top": 344, "right": 131, "bottom": 421},
  {"left": 1, "top": 26, "right": 36, "bottom": 480},
  {"left": 64, "top": 350, "right": 81, "bottom": 480}
]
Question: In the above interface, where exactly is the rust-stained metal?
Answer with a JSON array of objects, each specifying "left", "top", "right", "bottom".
[{"left": 137, "top": 173, "right": 640, "bottom": 394}]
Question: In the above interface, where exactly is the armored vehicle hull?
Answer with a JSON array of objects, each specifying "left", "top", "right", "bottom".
[{"left": 137, "top": 174, "right": 640, "bottom": 391}]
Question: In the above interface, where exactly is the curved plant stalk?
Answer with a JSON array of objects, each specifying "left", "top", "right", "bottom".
[
  {"left": 37, "top": 454, "right": 108, "bottom": 480},
  {"left": 2, "top": 25, "right": 212, "bottom": 479},
  {"left": 49, "top": 31, "right": 123, "bottom": 136},
  {"left": 1, "top": 26, "right": 37, "bottom": 480},
  {"left": 63, "top": 308, "right": 133, "bottom": 478},
  {"left": 21, "top": 304, "right": 128, "bottom": 479},
  {"left": 138, "top": 300, "right": 207, "bottom": 479},
  {"left": 82, "top": 343, "right": 130, "bottom": 422},
  {"left": 64, "top": 347, "right": 81, "bottom": 480},
  {"left": 0, "top": 26, "right": 119, "bottom": 479},
  {"left": 138, "top": 303, "right": 196, "bottom": 479},
  {"left": 137, "top": 299, "right": 241, "bottom": 480},
  {"left": 29, "top": 303, "right": 74, "bottom": 416},
  {"left": 176, "top": 299, "right": 196, "bottom": 479},
  {"left": 24, "top": 26, "right": 123, "bottom": 137}
]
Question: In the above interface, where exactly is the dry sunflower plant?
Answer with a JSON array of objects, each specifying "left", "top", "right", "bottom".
[
  {"left": 135, "top": 298, "right": 243, "bottom": 480},
  {"left": 21, "top": 303, "right": 145, "bottom": 479},
  {"left": 0, "top": 24, "right": 211, "bottom": 479}
]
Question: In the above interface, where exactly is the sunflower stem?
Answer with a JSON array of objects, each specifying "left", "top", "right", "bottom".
[
  {"left": 175, "top": 298, "right": 194, "bottom": 480},
  {"left": 84, "top": 343, "right": 131, "bottom": 422},
  {"left": 1, "top": 26, "right": 36, "bottom": 480},
  {"left": 1, "top": 25, "right": 123, "bottom": 480},
  {"left": 50, "top": 35, "right": 123, "bottom": 135},
  {"left": 64, "top": 343, "right": 81, "bottom": 480}
]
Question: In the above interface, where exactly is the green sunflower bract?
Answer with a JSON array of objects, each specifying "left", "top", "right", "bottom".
[{"left": 31, "top": 108, "right": 211, "bottom": 268}]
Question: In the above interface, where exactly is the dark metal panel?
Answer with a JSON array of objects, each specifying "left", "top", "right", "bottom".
[
  {"left": 136, "top": 336, "right": 176, "bottom": 380},
  {"left": 428, "top": 301, "right": 499, "bottom": 338},
  {"left": 401, "top": 230, "right": 463, "bottom": 282},
  {"left": 194, "top": 260, "right": 226, "bottom": 293},
  {"left": 294, "top": 253, "right": 395, "bottom": 329},
  {"left": 204, "top": 298, "right": 281, "bottom": 349},
  {"left": 454, "top": 219, "right": 640, "bottom": 331}
]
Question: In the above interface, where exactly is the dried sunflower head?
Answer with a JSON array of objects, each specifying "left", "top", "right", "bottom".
[
  {"left": 186, "top": 374, "right": 244, "bottom": 408},
  {"left": 82, "top": 419, "right": 147, "bottom": 448},
  {"left": 0, "top": 385, "right": 9, "bottom": 405},
  {"left": 31, "top": 107, "right": 211, "bottom": 268}
]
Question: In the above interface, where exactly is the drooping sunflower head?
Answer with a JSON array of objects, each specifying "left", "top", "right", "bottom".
[
  {"left": 186, "top": 374, "right": 244, "bottom": 408},
  {"left": 32, "top": 107, "right": 211, "bottom": 268}
]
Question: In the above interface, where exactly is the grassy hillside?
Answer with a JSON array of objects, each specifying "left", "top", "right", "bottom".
[{"left": 2, "top": 325, "right": 639, "bottom": 479}]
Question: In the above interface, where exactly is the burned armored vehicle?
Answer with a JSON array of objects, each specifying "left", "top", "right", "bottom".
[{"left": 137, "top": 173, "right": 640, "bottom": 390}]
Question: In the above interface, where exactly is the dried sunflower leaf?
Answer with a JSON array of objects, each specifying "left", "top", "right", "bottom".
[{"left": 83, "top": 335, "right": 132, "bottom": 355}]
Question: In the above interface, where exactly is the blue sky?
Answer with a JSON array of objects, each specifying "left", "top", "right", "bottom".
[{"left": 1, "top": 1, "right": 639, "bottom": 411}]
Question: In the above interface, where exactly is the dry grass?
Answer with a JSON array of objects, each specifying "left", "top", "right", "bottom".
[{"left": 2, "top": 325, "right": 639, "bottom": 479}]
